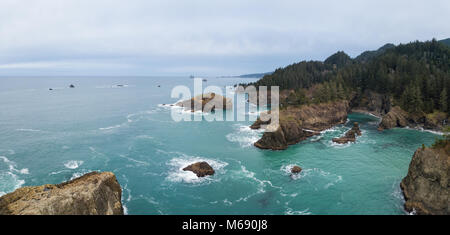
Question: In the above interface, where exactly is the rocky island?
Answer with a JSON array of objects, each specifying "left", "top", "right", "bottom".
[
  {"left": 176, "top": 92, "right": 232, "bottom": 112},
  {"left": 0, "top": 172, "right": 124, "bottom": 215},
  {"left": 183, "top": 162, "right": 215, "bottom": 177}
]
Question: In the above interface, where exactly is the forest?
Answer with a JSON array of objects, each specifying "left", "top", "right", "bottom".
[{"left": 244, "top": 39, "right": 450, "bottom": 115}]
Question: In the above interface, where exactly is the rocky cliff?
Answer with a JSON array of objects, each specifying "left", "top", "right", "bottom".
[
  {"left": 378, "top": 106, "right": 448, "bottom": 132},
  {"left": 400, "top": 144, "right": 449, "bottom": 215},
  {"left": 253, "top": 101, "right": 349, "bottom": 150},
  {"left": 0, "top": 172, "right": 124, "bottom": 215}
]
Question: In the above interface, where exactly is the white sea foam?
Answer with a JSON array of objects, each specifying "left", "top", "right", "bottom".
[
  {"left": 16, "top": 128, "right": 42, "bottom": 132},
  {"left": 0, "top": 156, "right": 27, "bottom": 196},
  {"left": 226, "top": 124, "right": 264, "bottom": 148},
  {"left": 166, "top": 155, "right": 228, "bottom": 184},
  {"left": 285, "top": 207, "right": 312, "bottom": 215},
  {"left": 0, "top": 156, "right": 29, "bottom": 175},
  {"left": 64, "top": 160, "right": 84, "bottom": 169},
  {"left": 99, "top": 124, "right": 123, "bottom": 130}
]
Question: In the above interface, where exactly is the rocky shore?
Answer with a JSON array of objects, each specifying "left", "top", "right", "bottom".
[
  {"left": 400, "top": 143, "right": 449, "bottom": 215},
  {"left": 0, "top": 172, "right": 124, "bottom": 215},
  {"left": 252, "top": 101, "right": 349, "bottom": 150}
]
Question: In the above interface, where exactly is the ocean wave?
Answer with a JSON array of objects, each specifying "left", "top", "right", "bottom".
[
  {"left": 0, "top": 156, "right": 27, "bottom": 196},
  {"left": 165, "top": 155, "right": 228, "bottom": 184},
  {"left": 226, "top": 124, "right": 264, "bottom": 148},
  {"left": 64, "top": 160, "right": 84, "bottom": 169},
  {"left": 99, "top": 124, "right": 123, "bottom": 131},
  {"left": 285, "top": 207, "right": 312, "bottom": 215},
  {"left": 16, "top": 128, "right": 43, "bottom": 132}
]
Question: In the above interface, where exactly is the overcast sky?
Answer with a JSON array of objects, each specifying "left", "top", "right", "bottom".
[{"left": 0, "top": 0, "right": 449, "bottom": 76}]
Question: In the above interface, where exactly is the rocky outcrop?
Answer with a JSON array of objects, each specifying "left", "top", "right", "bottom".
[
  {"left": 378, "top": 106, "right": 448, "bottom": 132},
  {"left": 400, "top": 143, "right": 449, "bottom": 215},
  {"left": 291, "top": 166, "right": 302, "bottom": 174},
  {"left": 377, "top": 106, "right": 410, "bottom": 130},
  {"left": 176, "top": 92, "right": 232, "bottom": 112},
  {"left": 253, "top": 101, "right": 349, "bottom": 150},
  {"left": 183, "top": 162, "right": 215, "bottom": 177},
  {"left": 332, "top": 122, "right": 362, "bottom": 144},
  {"left": 0, "top": 172, "right": 123, "bottom": 215}
]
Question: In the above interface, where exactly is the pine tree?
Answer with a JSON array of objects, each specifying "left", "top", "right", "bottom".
[{"left": 440, "top": 88, "right": 448, "bottom": 112}]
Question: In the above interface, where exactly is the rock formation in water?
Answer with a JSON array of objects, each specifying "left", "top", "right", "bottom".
[
  {"left": 183, "top": 162, "right": 215, "bottom": 177},
  {"left": 332, "top": 122, "right": 362, "bottom": 144},
  {"left": 0, "top": 172, "right": 124, "bottom": 215},
  {"left": 350, "top": 90, "right": 391, "bottom": 116},
  {"left": 291, "top": 166, "right": 302, "bottom": 174},
  {"left": 400, "top": 142, "right": 449, "bottom": 215},
  {"left": 175, "top": 92, "right": 232, "bottom": 112},
  {"left": 252, "top": 101, "right": 349, "bottom": 150}
]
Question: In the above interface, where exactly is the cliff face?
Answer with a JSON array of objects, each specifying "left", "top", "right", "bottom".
[
  {"left": 400, "top": 145, "right": 449, "bottom": 215},
  {"left": 253, "top": 101, "right": 349, "bottom": 150},
  {"left": 0, "top": 172, "right": 124, "bottom": 215}
]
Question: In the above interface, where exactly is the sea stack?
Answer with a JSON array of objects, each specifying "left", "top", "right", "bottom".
[
  {"left": 183, "top": 162, "right": 215, "bottom": 177},
  {"left": 400, "top": 142, "right": 449, "bottom": 215},
  {"left": 332, "top": 122, "right": 362, "bottom": 144},
  {"left": 0, "top": 172, "right": 124, "bottom": 215}
]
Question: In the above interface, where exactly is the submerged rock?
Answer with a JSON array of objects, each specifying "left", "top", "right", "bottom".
[
  {"left": 291, "top": 166, "right": 302, "bottom": 174},
  {"left": 0, "top": 172, "right": 124, "bottom": 215},
  {"left": 175, "top": 92, "right": 232, "bottom": 112},
  {"left": 400, "top": 143, "right": 449, "bottom": 215},
  {"left": 332, "top": 122, "right": 362, "bottom": 144},
  {"left": 183, "top": 162, "right": 215, "bottom": 177}
]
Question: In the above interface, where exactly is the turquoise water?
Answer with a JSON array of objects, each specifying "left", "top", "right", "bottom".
[{"left": 0, "top": 76, "right": 439, "bottom": 215}]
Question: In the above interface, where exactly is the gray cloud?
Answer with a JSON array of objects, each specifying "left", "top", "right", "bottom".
[{"left": 0, "top": 0, "right": 448, "bottom": 75}]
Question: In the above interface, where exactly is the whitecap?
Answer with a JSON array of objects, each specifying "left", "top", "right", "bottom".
[
  {"left": 226, "top": 124, "right": 264, "bottom": 148},
  {"left": 99, "top": 124, "right": 122, "bottom": 130},
  {"left": 64, "top": 160, "right": 84, "bottom": 169}
]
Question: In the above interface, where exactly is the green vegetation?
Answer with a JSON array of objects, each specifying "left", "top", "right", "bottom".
[{"left": 245, "top": 39, "right": 450, "bottom": 114}]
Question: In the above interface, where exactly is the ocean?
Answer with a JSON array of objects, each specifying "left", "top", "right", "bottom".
[{"left": 0, "top": 76, "right": 439, "bottom": 214}]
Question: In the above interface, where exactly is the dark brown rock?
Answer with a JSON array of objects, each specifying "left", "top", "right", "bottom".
[
  {"left": 400, "top": 143, "right": 449, "bottom": 215},
  {"left": 332, "top": 122, "right": 362, "bottom": 144},
  {"left": 291, "top": 166, "right": 302, "bottom": 174},
  {"left": 183, "top": 162, "right": 215, "bottom": 177}
]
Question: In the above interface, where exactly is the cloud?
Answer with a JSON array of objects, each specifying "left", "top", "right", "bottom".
[{"left": 0, "top": 0, "right": 449, "bottom": 75}]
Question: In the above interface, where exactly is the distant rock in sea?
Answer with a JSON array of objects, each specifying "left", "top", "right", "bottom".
[
  {"left": 175, "top": 92, "right": 232, "bottom": 112},
  {"left": 69, "top": 84, "right": 75, "bottom": 88},
  {"left": 183, "top": 162, "right": 215, "bottom": 177},
  {"left": 400, "top": 143, "right": 449, "bottom": 215},
  {"left": 0, "top": 172, "right": 123, "bottom": 215}
]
